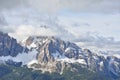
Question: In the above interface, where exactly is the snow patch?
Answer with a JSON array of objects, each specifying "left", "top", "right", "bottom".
[
  {"left": 113, "top": 54, "right": 120, "bottom": 58},
  {"left": 65, "top": 47, "right": 75, "bottom": 52},
  {"left": 52, "top": 51, "right": 66, "bottom": 59},
  {"left": 99, "top": 61, "right": 104, "bottom": 71},
  {"left": 57, "top": 58, "right": 86, "bottom": 65},
  {"left": 27, "top": 42, "right": 37, "bottom": 49},
  {"left": 0, "top": 49, "right": 38, "bottom": 65},
  {"left": 27, "top": 60, "right": 38, "bottom": 68}
]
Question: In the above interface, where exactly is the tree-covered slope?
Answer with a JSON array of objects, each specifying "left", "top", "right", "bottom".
[{"left": 0, "top": 64, "right": 116, "bottom": 80}]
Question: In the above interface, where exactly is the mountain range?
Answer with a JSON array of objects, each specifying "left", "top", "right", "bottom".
[{"left": 0, "top": 31, "right": 120, "bottom": 80}]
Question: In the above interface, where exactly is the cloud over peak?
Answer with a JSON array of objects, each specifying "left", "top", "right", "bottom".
[{"left": 0, "top": 0, "right": 119, "bottom": 51}]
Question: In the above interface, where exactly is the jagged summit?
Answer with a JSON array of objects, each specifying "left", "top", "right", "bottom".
[
  {"left": 0, "top": 33, "right": 120, "bottom": 78},
  {"left": 0, "top": 31, "right": 28, "bottom": 57},
  {"left": 25, "top": 35, "right": 82, "bottom": 61},
  {"left": 24, "top": 36, "right": 120, "bottom": 78},
  {"left": 24, "top": 36, "right": 84, "bottom": 73},
  {"left": 25, "top": 36, "right": 56, "bottom": 46}
]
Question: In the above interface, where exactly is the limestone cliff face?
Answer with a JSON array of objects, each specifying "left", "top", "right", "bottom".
[
  {"left": 0, "top": 32, "right": 28, "bottom": 57},
  {"left": 25, "top": 36, "right": 82, "bottom": 73},
  {"left": 25, "top": 36, "right": 120, "bottom": 78}
]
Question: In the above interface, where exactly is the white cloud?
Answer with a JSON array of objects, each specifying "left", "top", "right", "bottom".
[
  {"left": 6, "top": 24, "right": 74, "bottom": 42},
  {"left": 8, "top": 25, "right": 56, "bottom": 41},
  {"left": 0, "top": 0, "right": 119, "bottom": 51},
  {"left": 0, "top": 10, "right": 75, "bottom": 41},
  {"left": 58, "top": 13, "right": 120, "bottom": 40},
  {"left": 74, "top": 32, "right": 120, "bottom": 51}
]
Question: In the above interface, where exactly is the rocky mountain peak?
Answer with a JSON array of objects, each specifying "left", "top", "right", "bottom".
[
  {"left": 25, "top": 36, "right": 83, "bottom": 72},
  {"left": 0, "top": 34, "right": 120, "bottom": 78},
  {"left": 25, "top": 36, "right": 82, "bottom": 59},
  {"left": 0, "top": 31, "right": 28, "bottom": 57},
  {"left": 24, "top": 36, "right": 120, "bottom": 78}
]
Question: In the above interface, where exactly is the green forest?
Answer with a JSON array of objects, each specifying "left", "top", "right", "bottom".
[{"left": 0, "top": 64, "right": 117, "bottom": 80}]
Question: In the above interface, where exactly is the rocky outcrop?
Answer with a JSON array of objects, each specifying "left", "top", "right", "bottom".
[{"left": 0, "top": 32, "right": 28, "bottom": 57}]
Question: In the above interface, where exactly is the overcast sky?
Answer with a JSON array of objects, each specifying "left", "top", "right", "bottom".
[{"left": 0, "top": 0, "right": 120, "bottom": 51}]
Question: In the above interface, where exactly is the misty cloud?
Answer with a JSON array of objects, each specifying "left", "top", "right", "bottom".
[
  {"left": 0, "top": 0, "right": 120, "bottom": 13},
  {"left": 0, "top": 13, "right": 7, "bottom": 26},
  {"left": 0, "top": 0, "right": 119, "bottom": 51},
  {"left": 0, "top": 14, "right": 75, "bottom": 41},
  {"left": 75, "top": 32, "right": 120, "bottom": 51}
]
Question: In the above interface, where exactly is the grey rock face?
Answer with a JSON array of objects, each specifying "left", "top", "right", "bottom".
[
  {"left": 25, "top": 36, "right": 82, "bottom": 63},
  {"left": 25, "top": 36, "right": 83, "bottom": 73},
  {"left": 25, "top": 36, "right": 120, "bottom": 78},
  {"left": 0, "top": 32, "right": 28, "bottom": 57}
]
